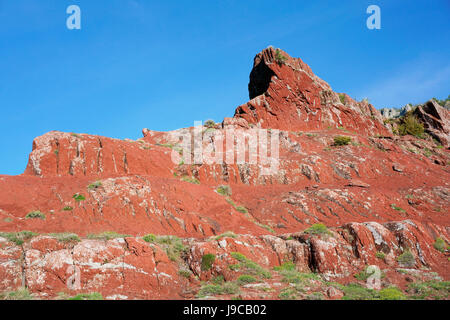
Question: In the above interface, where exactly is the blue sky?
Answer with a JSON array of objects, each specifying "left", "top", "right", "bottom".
[{"left": 1, "top": 0, "right": 449, "bottom": 175}]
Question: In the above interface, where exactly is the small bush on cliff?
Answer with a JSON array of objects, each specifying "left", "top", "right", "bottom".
[
  {"left": 339, "top": 94, "right": 346, "bottom": 105},
  {"left": 433, "top": 237, "right": 447, "bottom": 252},
  {"left": 333, "top": 136, "right": 352, "bottom": 146},
  {"left": 274, "top": 262, "right": 296, "bottom": 272},
  {"left": 230, "top": 252, "right": 272, "bottom": 279},
  {"left": 87, "top": 181, "right": 102, "bottom": 190},
  {"left": 25, "top": 211, "right": 46, "bottom": 220},
  {"left": 0, "top": 231, "right": 36, "bottom": 245},
  {"left": 275, "top": 49, "right": 288, "bottom": 65},
  {"left": 143, "top": 235, "right": 187, "bottom": 262},
  {"left": 304, "top": 223, "right": 332, "bottom": 237},
  {"left": 235, "top": 206, "right": 248, "bottom": 214},
  {"left": 390, "top": 204, "right": 406, "bottom": 213},
  {"left": 201, "top": 253, "right": 216, "bottom": 271},
  {"left": 181, "top": 176, "right": 200, "bottom": 185},
  {"left": 397, "top": 249, "right": 415, "bottom": 267},
  {"left": 237, "top": 274, "right": 257, "bottom": 285},
  {"left": 63, "top": 206, "right": 73, "bottom": 211},
  {"left": 0, "top": 288, "right": 32, "bottom": 300},
  {"left": 214, "top": 231, "right": 237, "bottom": 241},
  {"left": 204, "top": 120, "right": 216, "bottom": 128},
  {"left": 87, "top": 231, "right": 130, "bottom": 241},
  {"left": 216, "top": 185, "right": 232, "bottom": 196},
  {"left": 397, "top": 114, "right": 424, "bottom": 138},
  {"left": 376, "top": 251, "right": 386, "bottom": 260},
  {"left": 72, "top": 193, "right": 86, "bottom": 202},
  {"left": 49, "top": 233, "right": 80, "bottom": 243}
]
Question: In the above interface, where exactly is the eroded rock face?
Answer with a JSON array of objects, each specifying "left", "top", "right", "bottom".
[
  {"left": 0, "top": 219, "right": 447, "bottom": 299},
  {"left": 414, "top": 100, "right": 450, "bottom": 147},
  {"left": 0, "top": 48, "right": 449, "bottom": 299},
  {"left": 234, "top": 47, "right": 389, "bottom": 136}
]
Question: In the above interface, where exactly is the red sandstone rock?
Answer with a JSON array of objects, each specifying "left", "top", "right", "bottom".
[{"left": 0, "top": 48, "right": 449, "bottom": 300}]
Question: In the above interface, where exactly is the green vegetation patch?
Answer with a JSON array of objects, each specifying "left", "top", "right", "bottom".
[
  {"left": 274, "top": 49, "right": 288, "bottom": 65},
  {"left": 181, "top": 176, "right": 200, "bottom": 185},
  {"left": 73, "top": 193, "right": 86, "bottom": 202},
  {"left": 68, "top": 292, "right": 103, "bottom": 300},
  {"left": 0, "top": 231, "right": 37, "bottom": 245},
  {"left": 87, "top": 231, "right": 130, "bottom": 241},
  {"left": 49, "top": 233, "right": 80, "bottom": 243},
  {"left": 397, "top": 115, "right": 424, "bottom": 138},
  {"left": 25, "top": 211, "right": 46, "bottom": 220},
  {"left": 303, "top": 223, "right": 332, "bottom": 237},
  {"left": 0, "top": 288, "right": 33, "bottom": 300},
  {"left": 229, "top": 252, "right": 271, "bottom": 279},
  {"left": 214, "top": 231, "right": 237, "bottom": 241},
  {"left": 201, "top": 253, "right": 216, "bottom": 271},
  {"left": 397, "top": 249, "right": 415, "bottom": 267},
  {"left": 407, "top": 280, "right": 450, "bottom": 300},
  {"left": 433, "top": 237, "right": 447, "bottom": 253},
  {"left": 142, "top": 234, "right": 187, "bottom": 262},
  {"left": 333, "top": 136, "right": 352, "bottom": 146},
  {"left": 216, "top": 185, "right": 232, "bottom": 196},
  {"left": 87, "top": 181, "right": 102, "bottom": 190},
  {"left": 197, "top": 282, "right": 239, "bottom": 298},
  {"left": 237, "top": 274, "right": 257, "bottom": 285}
]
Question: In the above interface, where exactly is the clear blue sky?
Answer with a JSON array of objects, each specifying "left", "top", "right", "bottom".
[{"left": 1, "top": 0, "right": 449, "bottom": 175}]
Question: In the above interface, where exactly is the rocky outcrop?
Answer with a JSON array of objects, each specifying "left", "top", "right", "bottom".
[
  {"left": 0, "top": 219, "right": 447, "bottom": 299},
  {"left": 380, "top": 104, "right": 413, "bottom": 119},
  {"left": 0, "top": 48, "right": 449, "bottom": 300},
  {"left": 413, "top": 100, "right": 450, "bottom": 147},
  {"left": 233, "top": 47, "right": 389, "bottom": 136}
]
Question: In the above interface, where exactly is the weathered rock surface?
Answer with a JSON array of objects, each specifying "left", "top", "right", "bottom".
[{"left": 414, "top": 100, "right": 450, "bottom": 148}]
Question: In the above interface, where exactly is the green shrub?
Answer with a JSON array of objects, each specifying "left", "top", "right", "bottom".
[
  {"left": 197, "top": 283, "right": 239, "bottom": 298},
  {"left": 376, "top": 251, "right": 386, "bottom": 260},
  {"left": 235, "top": 206, "right": 248, "bottom": 214},
  {"left": 0, "top": 231, "right": 36, "bottom": 245},
  {"left": 72, "top": 193, "right": 86, "bottom": 202},
  {"left": 143, "top": 234, "right": 157, "bottom": 243},
  {"left": 274, "top": 261, "right": 296, "bottom": 272},
  {"left": 63, "top": 206, "right": 73, "bottom": 211},
  {"left": 278, "top": 287, "right": 298, "bottom": 300},
  {"left": 49, "top": 233, "right": 80, "bottom": 243},
  {"left": 181, "top": 176, "right": 200, "bottom": 184},
  {"left": 68, "top": 292, "right": 103, "bottom": 300},
  {"left": 230, "top": 252, "right": 271, "bottom": 279},
  {"left": 204, "top": 120, "right": 216, "bottom": 128},
  {"left": 279, "top": 270, "right": 320, "bottom": 284},
  {"left": 341, "top": 283, "right": 377, "bottom": 300},
  {"left": 333, "top": 136, "right": 352, "bottom": 146},
  {"left": 237, "top": 275, "right": 257, "bottom": 285},
  {"left": 178, "top": 269, "right": 192, "bottom": 279},
  {"left": 25, "top": 211, "right": 46, "bottom": 220},
  {"left": 201, "top": 254, "right": 216, "bottom": 271},
  {"left": 339, "top": 94, "right": 346, "bottom": 105},
  {"left": 87, "top": 231, "right": 130, "bottom": 241},
  {"left": 397, "top": 115, "right": 424, "bottom": 138},
  {"left": 274, "top": 49, "right": 288, "bottom": 65},
  {"left": 397, "top": 249, "right": 415, "bottom": 267},
  {"left": 214, "top": 231, "right": 237, "bottom": 240},
  {"left": 304, "top": 223, "right": 332, "bottom": 236},
  {"left": 216, "top": 185, "right": 232, "bottom": 196},
  {"left": 212, "top": 275, "right": 224, "bottom": 285},
  {"left": 143, "top": 235, "right": 187, "bottom": 262},
  {"left": 407, "top": 280, "right": 450, "bottom": 300},
  {"left": 379, "top": 287, "right": 406, "bottom": 300},
  {"left": 433, "top": 237, "right": 447, "bottom": 253},
  {"left": 390, "top": 204, "right": 406, "bottom": 213},
  {"left": 87, "top": 181, "right": 102, "bottom": 190}
]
